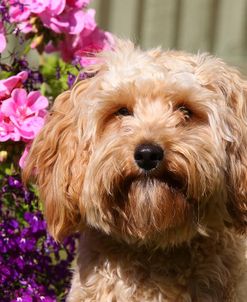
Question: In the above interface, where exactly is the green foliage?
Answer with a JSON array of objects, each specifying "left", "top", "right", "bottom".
[{"left": 41, "top": 55, "right": 79, "bottom": 99}]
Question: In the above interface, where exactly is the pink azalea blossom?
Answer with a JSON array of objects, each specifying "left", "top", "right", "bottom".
[
  {"left": 8, "top": 0, "right": 64, "bottom": 18},
  {"left": 16, "top": 20, "right": 33, "bottom": 34},
  {"left": 75, "top": 28, "right": 113, "bottom": 66},
  {"left": 28, "top": 0, "right": 56, "bottom": 14},
  {"left": 19, "top": 143, "right": 31, "bottom": 168},
  {"left": 0, "top": 69, "right": 48, "bottom": 167},
  {"left": 9, "top": 4, "right": 31, "bottom": 23},
  {"left": 7, "top": 0, "right": 91, "bottom": 35},
  {"left": 45, "top": 8, "right": 113, "bottom": 66},
  {"left": 67, "top": 0, "right": 91, "bottom": 8},
  {"left": 5, "top": 0, "right": 111, "bottom": 62},
  {"left": 82, "top": 8, "right": 97, "bottom": 32},
  {"left": 0, "top": 71, "right": 28, "bottom": 100},
  {"left": 39, "top": 6, "right": 85, "bottom": 34},
  {"left": 0, "top": 21, "right": 6, "bottom": 53},
  {"left": 53, "top": 26, "right": 113, "bottom": 65},
  {"left": 0, "top": 88, "right": 48, "bottom": 141},
  {"left": 0, "top": 111, "right": 19, "bottom": 141}
]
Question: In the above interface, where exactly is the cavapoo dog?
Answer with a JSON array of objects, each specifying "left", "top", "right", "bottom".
[{"left": 23, "top": 40, "right": 247, "bottom": 301}]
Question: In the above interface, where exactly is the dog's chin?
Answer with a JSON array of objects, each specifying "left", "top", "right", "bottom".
[{"left": 108, "top": 172, "right": 197, "bottom": 245}]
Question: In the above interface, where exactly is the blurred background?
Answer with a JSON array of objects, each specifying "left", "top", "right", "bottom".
[{"left": 91, "top": 0, "right": 247, "bottom": 73}]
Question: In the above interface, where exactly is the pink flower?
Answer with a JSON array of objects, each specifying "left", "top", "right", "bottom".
[
  {"left": 49, "top": 0, "right": 66, "bottom": 14},
  {"left": 0, "top": 21, "right": 6, "bottom": 53},
  {"left": 8, "top": 0, "right": 90, "bottom": 35},
  {"left": 82, "top": 8, "right": 97, "bottom": 32},
  {"left": 0, "top": 111, "right": 19, "bottom": 141},
  {"left": 67, "top": 0, "right": 91, "bottom": 8},
  {"left": 39, "top": 6, "right": 85, "bottom": 34},
  {"left": 45, "top": 8, "right": 113, "bottom": 65},
  {"left": 0, "top": 71, "right": 28, "bottom": 100},
  {"left": 56, "top": 26, "right": 113, "bottom": 65},
  {"left": 0, "top": 88, "right": 48, "bottom": 141},
  {"left": 16, "top": 20, "right": 33, "bottom": 34},
  {"left": 75, "top": 28, "right": 113, "bottom": 66},
  {"left": 5, "top": 0, "right": 111, "bottom": 62},
  {"left": 0, "top": 70, "right": 48, "bottom": 167},
  {"left": 27, "top": 0, "right": 54, "bottom": 14},
  {"left": 19, "top": 143, "right": 30, "bottom": 168},
  {"left": 9, "top": 3, "right": 31, "bottom": 23},
  {"left": 8, "top": 0, "right": 63, "bottom": 20}
]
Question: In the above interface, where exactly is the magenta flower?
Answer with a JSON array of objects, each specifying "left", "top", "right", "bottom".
[
  {"left": 67, "top": 0, "right": 91, "bottom": 8},
  {"left": 0, "top": 71, "right": 28, "bottom": 100},
  {"left": 46, "top": 9, "right": 113, "bottom": 65},
  {"left": 75, "top": 27, "right": 114, "bottom": 66},
  {"left": 7, "top": 0, "right": 92, "bottom": 35},
  {"left": 39, "top": 4, "right": 85, "bottom": 35},
  {"left": 25, "top": 0, "right": 53, "bottom": 15},
  {"left": 8, "top": 0, "right": 64, "bottom": 21},
  {"left": 8, "top": 3, "right": 31, "bottom": 23},
  {"left": 0, "top": 69, "right": 47, "bottom": 167},
  {"left": 72, "top": 28, "right": 113, "bottom": 66},
  {"left": 1, "top": 88, "right": 48, "bottom": 141},
  {"left": 0, "top": 111, "right": 18, "bottom": 141},
  {"left": 4, "top": 0, "right": 113, "bottom": 64},
  {"left": 19, "top": 143, "right": 31, "bottom": 168},
  {"left": 0, "top": 21, "right": 6, "bottom": 53}
]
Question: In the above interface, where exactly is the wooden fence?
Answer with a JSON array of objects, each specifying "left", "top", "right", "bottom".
[{"left": 91, "top": 0, "right": 247, "bottom": 73}]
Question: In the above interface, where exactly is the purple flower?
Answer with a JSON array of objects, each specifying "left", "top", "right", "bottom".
[
  {"left": 14, "top": 256, "right": 25, "bottom": 269},
  {"left": 67, "top": 72, "right": 76, "bottom": 88},
  {"left": 24, "top": 212, "right": 46, "bottom": 233},
  {"left": 0, "top": 2, "right": 9, "bottom": 22},
  {"left": 56, "top": 66, "right": 61, "bottom": 79},
  {"left": 8, "top": 176, "right": 23, "bottom": 188},
  {"left": 24, "top": 190, "right": 34, "bottom": 203},
  {"left": 12, "top": 293, "right": 33, "bottom": 302},
  {"left": 22, "top": 238, "right": 36, "bottom": 252},
  {"left": 1, "top": 173, "right": 77, "bottom": 301}
]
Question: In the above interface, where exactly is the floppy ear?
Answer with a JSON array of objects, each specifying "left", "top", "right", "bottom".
[
  {"left": 205, "top": 60, "right": 247, "bottom": 233},
  {"left": 22, "top": 79, "right": 93, "bottom": 241}
]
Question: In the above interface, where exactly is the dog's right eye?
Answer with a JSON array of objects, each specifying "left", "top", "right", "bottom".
[{"left": 115, "top": 107, "right": 132, "bottom": 116}]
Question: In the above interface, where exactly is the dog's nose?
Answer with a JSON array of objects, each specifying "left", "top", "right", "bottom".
[{"left": 134, "top": 144, "right": 164, "bottom": 171}]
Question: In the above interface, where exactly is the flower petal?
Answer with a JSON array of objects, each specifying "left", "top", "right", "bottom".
[
  {"left": 1, "top": 97, "right": 16, "bottom": 116},
  {"left": 0, "top": 71, "right": 28, "bottom": 100},
  {"left": 11, "top": 88, "right": 28, "bottom": 107},
  {"left": 27, "top": 92, "right": 48, "bottom": 111},
  {"left": 0, "top": 23, "right": 6, "bottom": 53}
]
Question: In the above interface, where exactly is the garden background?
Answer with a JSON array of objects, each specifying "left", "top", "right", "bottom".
[
  {"left": 91, "top": 0, "right": 247, "bottom": 73},
  {"left": 1, "top": 0, "right": 247, "bottom": 301}
]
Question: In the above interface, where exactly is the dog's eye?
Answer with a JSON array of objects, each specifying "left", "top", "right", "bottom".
[
  {"left": 115, "top": 107, "right": 132, "bottom": 116},
  {"left": 178, "top": 105, "right": 192, "bottom": 120}
]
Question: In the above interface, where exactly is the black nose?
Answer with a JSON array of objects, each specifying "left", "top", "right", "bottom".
[{"left": 134, "top": 144, "right": 164, "bottom": 171}]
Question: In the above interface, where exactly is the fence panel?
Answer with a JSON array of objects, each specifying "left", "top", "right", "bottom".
[{"left": 92, "top": 0, "right": 247, "bottom": 72}]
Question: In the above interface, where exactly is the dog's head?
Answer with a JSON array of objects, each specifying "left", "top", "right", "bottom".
[{"left": 23, "top": 41, "right": 247, "bottom": 246}]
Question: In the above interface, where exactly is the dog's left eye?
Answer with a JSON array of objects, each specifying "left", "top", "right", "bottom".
[
  {"left": 177, "top": 105, "right": 192, "bottom": 119},
  {"left": 115, "top": 107, "right": 132, "bottom": 116}
]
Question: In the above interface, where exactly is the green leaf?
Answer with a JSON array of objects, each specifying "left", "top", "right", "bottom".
[{"left": 41, "top": 54, "right": 79, "bottom": 99}]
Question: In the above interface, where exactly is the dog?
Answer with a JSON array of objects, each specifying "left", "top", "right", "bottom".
[{"left": 23, "top": 40, "right": 247, "bottom": 301}]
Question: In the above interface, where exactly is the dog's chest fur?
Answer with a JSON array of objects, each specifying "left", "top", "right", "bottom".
[{"left": 67, "top": 229, "right": 247, "bottom": 302}]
